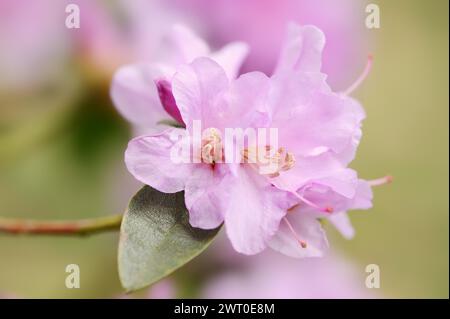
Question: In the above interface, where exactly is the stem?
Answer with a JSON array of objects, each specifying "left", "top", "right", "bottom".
[{"left": 0, "top": 214, "right": 123, "bottom": 236}]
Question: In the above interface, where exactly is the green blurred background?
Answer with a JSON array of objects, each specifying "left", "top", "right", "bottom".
[{"left": 0, "top": 0, "right": 448, "bottom": 298}]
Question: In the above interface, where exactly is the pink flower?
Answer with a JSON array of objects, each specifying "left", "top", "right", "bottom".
[
  {"left": 122, "top": 23, "right": 375, "bottom": 257},
  {"left": 202, "top": 249, "right": 377, "bottom": 298},
  {"left": 269, "top": 179, "right": 373, "bottom": 257},
  {"left": 166, "top": 0, "right": 370, "bottom": 89},
  {"left": 110, "top": 24, "right": 248, "bottom": 133}
]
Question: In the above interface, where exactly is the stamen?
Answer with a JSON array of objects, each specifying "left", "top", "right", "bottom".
[
  {"left": 201, "top": 128, "right": 223, "bottom": 164},
  {"left": 342, "top": 54, "right": 373, "bottom": 96},
  {"left": 283, "top": 217, "right": 307, "bottom": 248},
  {"left": 296, "top": 193, "right": 334, "bottom": 213},
  {"left": 242, "top": 146, "right": 295, "bottom": 176},
  {"left": 281, "top": 152, "right": 295, "bottom": 171},
  {"left": 368, "top": 175, "right": 393, "bottom": 187}
]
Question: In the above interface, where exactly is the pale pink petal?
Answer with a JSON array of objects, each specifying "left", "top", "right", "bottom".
[
  {"left": 269, "top": 70, "right": 329, "bottom": 115},
  {"left": 298, "top": 179, "right": 372, "bottom": 239},
  {"left": 335, "top": 97, "right": 367, "bottom": 165},
  {"left": 306, "top": 179, "right": 372, "bottom": 213},
  {"left": 328, "top": 212, "right": 355, "bottom": 239},
  {"left": 110, "top": 63, "right": 170, "bottom": 130},
  {"left": 224, "top": 167, "right": 296, "bottom": 255},
  {"left": 172, "top": 57, "right": 229, "bottom": 130},
  {"left": 165, "top": 25, "right": 248, "bottom": 79},
  {"left": 184, "top": 164, "right": 230, "bottom": 229},
  {"left": 351, "top": 179, "right": 373, "bottom": 210},
  {"left": 125, "top": 128, "right": 192, "bottom": 193},
  {"left": 274, "top": 23, "right": 325, "bottom": 74},
  {"left": 220, "top": 71, "right": 271, "bottom": 129},
  {"left": 210, "top": 41, "right": 249, "bottom": 79},
  {"left": 314, "top": 168, "right": 358, "bottom": 198},
  {"left": 274, "top": 91, "right": 363, "bottom": 158},
  {"left": 314, "top": 182, "right": 370, "bottom": 241},
  {"left": 272, "top": 152, "right": 344, "bottom": 192},
  {"left": 269, "top": 210, "right": 329, "bottom": 258},
  {"left": 162, "top": 24, "right": 210, "bottom": 64},
  {"left": 293, "top": 176, "right": 372, "bottom": 216}
]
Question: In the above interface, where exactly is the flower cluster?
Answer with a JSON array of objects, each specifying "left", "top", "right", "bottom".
[{"left": 111, "top": 23, "right": 380, "bottom": 257}]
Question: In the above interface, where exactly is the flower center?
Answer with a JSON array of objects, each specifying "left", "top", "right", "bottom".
[
  {"left": 201, "top": 128, "right": 223, "bottom": 164},
  {"left": 198, "top": 128, "right": 296, "bottom": 176},
  {"left": 242, "top": 145, "right": 295, "bottom": 177}
]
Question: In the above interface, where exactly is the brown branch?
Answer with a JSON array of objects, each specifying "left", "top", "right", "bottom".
[{"left": 0, "top": 214, "right": 123, "bottom": 236}]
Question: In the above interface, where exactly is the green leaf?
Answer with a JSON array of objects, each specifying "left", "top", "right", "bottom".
[{"left": 118, "top": 186, "right": 220, "bottom": 292}]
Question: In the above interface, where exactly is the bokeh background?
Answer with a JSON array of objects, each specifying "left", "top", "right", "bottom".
[{"left": 0, "top": 0, "right": 448, "bottom": 298}]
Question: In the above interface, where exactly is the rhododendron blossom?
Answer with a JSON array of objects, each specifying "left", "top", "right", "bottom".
[{"left": 118, "top": 23, "right": 380, "bottom": 257}]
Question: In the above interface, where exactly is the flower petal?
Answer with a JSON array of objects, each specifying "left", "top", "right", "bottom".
[
  {"left": 316, "top": 181, "right": 371, "bottom": 240},
  {"left": 328, "top": 212, "right": 355, "bottom": 239},
  {"left": 274, "top": 23, "right": 325, "bottom": 74},
  {"left": 162, "top": 24, "right": 210, "bottom": 64},
  {"left": 172, "top": 57, "right": 229, "bottom": 131},
  {"left": 273, "top": 91, "right": 364, "bottom": 158},
  {"left": 184, "top": 164, "right": 230, "bottom": 229},
  {"left": 110, "top": 63, "right": 170, "bottom": 131},
  {"left": 335, "top": 97, "right": 367, "bottom": 165},
  {"left": 210, "top": 41, "right": 249, "bottom": 79},
  {"left": 272, "top": 152, "right": 344, "bottom": 192},
  {"left": 314, "top": 168, "right": 358, "bottom": 199},
  {"left": 290, "top": 176, "right": 372, "bottom": 217},
  {"left": 221, "top": 71, "right": 271, "bottom": 129},
  {"left": 351, "top": 179, "right": 373, "bottom": 210},
  {"left": 269, "top": 210, "right": 329, "bottom": 258},
  {"left": 224, "top": 167, "right": 295, "bottom": 255},
  {"left": 270, "top": 70, "right": 329, "bottom": 115},
  {"left": 125, "top": 128, "right": 192, "bottom": 193}
]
